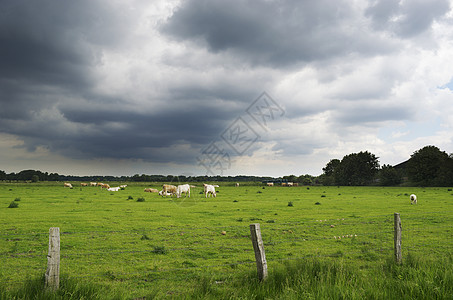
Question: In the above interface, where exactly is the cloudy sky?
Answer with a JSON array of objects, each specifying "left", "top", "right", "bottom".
[{"left": 1, "top": 0, "right": 453, "bottom": 177}]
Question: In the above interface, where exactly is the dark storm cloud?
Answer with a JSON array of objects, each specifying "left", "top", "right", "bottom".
[
  {"left": 0, "top": 0, "right": 238, "bottom": 164},
  {"left": 160, "top": 0, "right": 396, "bottom": 67},
  {"left": 0, "top": 0, "right": 130, "bottom": 119},
  {"left": 366, "top": 0, "right": 451, "bottom": 38},
  {"left": 2, "top": 0, "right": 451, "bottom": 173}
]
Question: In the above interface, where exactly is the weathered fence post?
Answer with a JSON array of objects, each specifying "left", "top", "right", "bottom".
[
  {"left": 250, "top": 223, "right": 268, "bottom": 281},
  {"left": 45, "top": 227, "right": 60, "bottom": 290},
  {"left": 394, "top": 213, "right": 402, "bottom": 264}
]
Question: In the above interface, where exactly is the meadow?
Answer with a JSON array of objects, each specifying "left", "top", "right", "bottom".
[{"left": 0, "top": 182, "right": 452, "bottom": 299}]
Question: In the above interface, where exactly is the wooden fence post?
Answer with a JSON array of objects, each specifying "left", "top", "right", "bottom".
[
  {"left": 250, "top": 223, "right": 268, "bottom": 281},
  {"left": 45, "top": 227, "right": 60, "bottom": 290},
  {"left": 394, "top": 213, "right": 402, "bottom": 264}
]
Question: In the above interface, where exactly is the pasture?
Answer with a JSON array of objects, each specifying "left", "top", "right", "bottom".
[{"left": 1, "top": 182, "right": 452, "bottom": 299}]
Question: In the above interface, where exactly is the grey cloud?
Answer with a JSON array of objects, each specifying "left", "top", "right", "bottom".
[
  {"left": 366, "top": 0, "right": 450, "bottom": 38},
  {"left": 0, "top": 1, "right": 233, "bottom": 165},
  {"left": 331, "top": 102, "right": 415, "bottom": 126},
  {"left": 160, "top": 0, "right": 396, "bottom": 67}
]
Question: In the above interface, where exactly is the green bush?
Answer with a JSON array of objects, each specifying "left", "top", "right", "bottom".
[
  {"left": 152, "top": 246, "right": 167, "bottom": 254},
  {"left": 8, "top": 201, "right": 19, "bottom": 208}
]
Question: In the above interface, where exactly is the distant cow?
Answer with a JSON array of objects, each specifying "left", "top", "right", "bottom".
[
  {"left": 410, "top": 194, "right": 417, "bottom": 204},
  {"left": 101, "top": 184, "right": 110, "bottom": 189},
  {"left": 162, "top": 184, "right": 177, "bottom": 197},
  {"left": 80, "top": 183, "right": 88, "bottom": 187},
  {"left": 90, "top": 182, "right": 97, "bottom": 186},
  {"left": 63, "top": 183, "right": 73, "bottom": 188},
  {"left": 266, "top": 182, "right": 274, "bottom": 186},
  {"left": 235, "top": 183, "right": 240, "bottom": 187},
  {"left": 159, "top": 190, "right": 172, "bottom": 196},
  {"left": 144, "top": 188, "right": 159, "bottom": 193},
  {"left": 108, "top": 187, "right": 120, "bottom": 192},
  {"left": 203, "top": 184, "right": 219, "bottom": 198},
  {"left": 176, "top": 184, "right": 191, "bottom": 198}
]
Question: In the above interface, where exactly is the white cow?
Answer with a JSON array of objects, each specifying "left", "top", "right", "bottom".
[
  {"left": 176, "top": 184, "right": 191, "bottom": 198},
  {"left": 159, "top": 190, "right": 172, "bottom": 196},
  {"left": 203, "top": 184, "right": 219, "bottom": 198},
  {"left": 410, "top": 194, "right": 417, "bottom": 204},
  {"left": 63, "top": 182, "right": 73, "bottom": 188},
  {"left": 108, "top": 187, "right": 120, "bottom": 192}
]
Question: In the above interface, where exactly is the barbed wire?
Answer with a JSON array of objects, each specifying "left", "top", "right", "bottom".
[
  {"left": 1, "top": 211, "right": 451, "bottom": 238},
  {"left": 1, "top": 223, "right": 451, "bottom": 259}
]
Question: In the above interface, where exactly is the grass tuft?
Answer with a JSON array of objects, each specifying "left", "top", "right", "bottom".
[{"left": 8, "top": 201, "right": 19, "bottom": 208}]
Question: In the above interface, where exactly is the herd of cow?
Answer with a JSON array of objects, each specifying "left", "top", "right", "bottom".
[
  {"left": 145, "top": 183, "right": 219, "bottom": 198},
  {"left": 63, "top": 182, "right": 127, "bottom": 192},
  {"left": 63, "top": 182, "right": 220, "bottom": 198},
  {"left": 63, "top": 182, "right": 419, "bottom": 204}
]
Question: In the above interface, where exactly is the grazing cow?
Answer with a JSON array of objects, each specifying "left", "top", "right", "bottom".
[
  {"left": 267, "top": 182, "right": 274, "bottom": 187},
  {"left": 410, "top": 194, "right": 417, "bottom": 204},
  {"left": 159, "top": 190, "right": 172, "bottom": 196},
  {"left": 176, "top": 184, "right": 191, "bottom": 198},
  {"left": 162, "top": 184, "right": 177, "bottom": 197},
  {"left": 120, "top": 185, "right": 127, "bottom": 189},
  {"left": 108, "top": 187, "right": 120, "bottom": 192},
  {"left": 203, "top": 184, "right": 219, "bottom": 198},
  {"left": 144, "top": 188, "right": 159, "bottom": 193},
  {"left": 287, "top": 182, "right": 294, "bottom": 187},
  {"left": 293, "top": 183, "right": 299, "bottom": 186},
  {"left": 63, "top": 183, "right": 73, "bottom": 188},
  {"left": 101, "top": 184, "right": 110, "bottom": 189},
  {"left": 80, "top": 183, "right": 88, "bottom": 187},
  {"left": 90, "top": 182, "right": 97, "bottom": 186},
  {"left": 235, "top": 183, "right": 240, "bottom": 187},
  {"left": 97, "top": 182, "right": 104, "bottom": 186}
]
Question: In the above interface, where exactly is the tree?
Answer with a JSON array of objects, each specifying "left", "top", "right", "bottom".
[
  {"left": 379, "top": 164, "right": 402, "bottom": 186},
  {"left": 321, "top": 159, "right": 341, "bottom": 186},
  {"left": 283, "top": 175, "right": 297, "bottom": 183},
  {"left": 297, "top": 174, "right": 315, "bottom": 185},
  {"left": 334, "top": 151, "right": 380, "bottom": 186},
  {"left": 407, "top": 145, "right": 453, "bottom": 186}
]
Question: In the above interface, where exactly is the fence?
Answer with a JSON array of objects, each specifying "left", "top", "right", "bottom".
[{"left": 1, "top": 212, "right": 452, "bottom": 291}]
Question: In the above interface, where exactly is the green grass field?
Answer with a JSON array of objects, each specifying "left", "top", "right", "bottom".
[{"left": 1, "top": 182, "right": 452, "bottom": 299}]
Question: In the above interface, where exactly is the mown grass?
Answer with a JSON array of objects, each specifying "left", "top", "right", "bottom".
[{"left": 1, "top": 182, "right": 452, "bottom": 299}]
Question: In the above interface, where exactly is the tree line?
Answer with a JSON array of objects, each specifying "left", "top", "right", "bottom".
[
  {"left": 318, "top": 145, "right": 453, "bottom": 186},
  {"left": 0, "top": 170, "right": 274, "bottom": 184},
  {"left": 1, "top": 145, "right": 452, "bottom": 186}
]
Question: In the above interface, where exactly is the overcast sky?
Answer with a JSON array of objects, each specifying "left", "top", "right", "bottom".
[{"left": 1, "top": 0, "right": 453, "bottom": 177}]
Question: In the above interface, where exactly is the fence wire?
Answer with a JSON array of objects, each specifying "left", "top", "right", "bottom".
[{"left": 1, "top": 216, "right": 452, "bottom": 288}]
